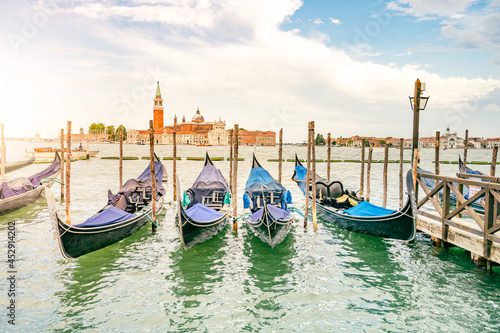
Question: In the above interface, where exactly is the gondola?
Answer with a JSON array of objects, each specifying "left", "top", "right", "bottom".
[
  {"left": 0, "top": 152, "right": 61, "bottom": 216},
  {"left": 175, "top": 153, "right": 230, "bottom": 250},
  {"left": 292, "top": 155, "right": 416, "bottom": 241},
  {"left": 243, "top": 154, "right": 295, "bottom": 248},
  {"left": 47, "top": 156, "right": 167, "bottom": 259},
  {"left": 4, "top": 154, "right": 36, "bottom": 173}
]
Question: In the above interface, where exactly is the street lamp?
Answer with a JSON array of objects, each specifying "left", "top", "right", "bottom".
[{"left": 409, "top": 78, "right": 430, "bottom": 189}]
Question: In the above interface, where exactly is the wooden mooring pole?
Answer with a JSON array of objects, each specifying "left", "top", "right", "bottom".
[
  {"left": 173, "top": 131, "right": 177, "bottom": 201},
  {"left": 464, "top": 129, "right": 468, "bottom": 166},
  {"left": 232, "top": 125, "right": 239, "bottom": 231},
  {"left": 399, "top": 138, "right": 404, "bottom": 208},
  {"left": 60, "top": 129, "right": 65, "bottom": 200},
  {"left": 304, "top": 122, "right": 312, "bottom": 228},
  {"left": 229, "top": 129, "right": 233, "bottom": 192},
  {"left": 383, "top": 144, "right": 388, "bottom": 208},
  {"left": 491, "top": 146, "right": 498, "bottom": 177},
  {"left": 327, "top": 133, "right": 331, "bottom": 181},
  {"left": 65, "top": 121, "right": 71, "bottom": 225},
  {"left": 0, "top": 123, "right": 5, "bottom": 178},
  {"left": 278, "top": 128, "right": 283, "bottom": 183},
  {"left": 435, "top": 131, "right": 440, "bottom": 176},
  {"left": 366, "top": 146, "right": 372, "bottom": 202},
  {"left": 149, "top": 120, "right": 157, "bottom": 231},
  {"left": 311, "top": 121, "right": 317, "bottom": 229},
  {"left": 119, "top": 128, "right": 123, "bottom": 188},
  {"left": 360, "top": 142, "right": 365, "bottom": 199}
]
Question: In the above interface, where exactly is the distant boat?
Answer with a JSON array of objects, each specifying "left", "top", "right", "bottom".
[
  {"left": 4, "top": 154, "right": 35, "bottom": 173},
  {"left": 27, "top": 147, "right": 100, "bottom": 160},
  {"left": 1, "top": 152, "right": 61, "bottom": 216}
]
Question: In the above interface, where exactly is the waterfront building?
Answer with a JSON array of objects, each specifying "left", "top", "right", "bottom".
[{"left": 127, "top": 82, "right": 275, "bottom": 145}]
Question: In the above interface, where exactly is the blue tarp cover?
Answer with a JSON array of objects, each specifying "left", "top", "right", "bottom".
[
  {"left": 186, "top": 203, "right": 223, "bottom": 221},
  {"left": 344, "top": 201, "right": 396, "bottom": 217},
  {"left": 267, "top": 204, "right": 291, "bottom": 220},
  {"left": 137, "top": 161, "right": 165, "bottom": 181},
  {"left": 294, "top": 165, "right": 307, "bottom": 194},
  {"left": 245, "top": 167, "right": 275, "bottom": 189},
  {"left": 250, "top": 208, "right": 264, "bottom": 222},
  {"left": 75, "top": 206, "right": 136, "bottom": 227},
  {"left": 194, "top": 165, "right": 227, "bottom": 184}
]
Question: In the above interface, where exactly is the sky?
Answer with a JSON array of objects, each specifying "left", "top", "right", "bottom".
[{"left": 1, "top": 0, "right": 500, "bottom": 142}]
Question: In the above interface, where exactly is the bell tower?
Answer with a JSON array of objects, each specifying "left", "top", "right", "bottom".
[{"left": 153, "top": 81, "right": 164, "bottom": 129}]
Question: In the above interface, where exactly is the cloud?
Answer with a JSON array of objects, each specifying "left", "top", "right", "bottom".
[
  {"left": 330, "top": 18, "right": 342, "bottom": 25},
  {"left": 3, "top": 0, "right": 500, "bottom": 139},
  {"left": 386, "top": 0, "right": 476, "bottom": 19},
  {"left": 313, "top": 18, "right": 324, "bottom": 25}
]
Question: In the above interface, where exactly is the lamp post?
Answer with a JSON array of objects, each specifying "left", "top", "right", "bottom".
[{"left": 409, "top": 78, "right": 429, "bottom": 189}]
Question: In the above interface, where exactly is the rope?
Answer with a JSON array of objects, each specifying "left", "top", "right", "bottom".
[
  {"left": 41, "top": 177, "right": 64, "bottom": 185},
  {"left": 232, "top": 213, "right": 251, "bottom": 222},
  {"left": 136, "top": 210, "right": 158, "bottom": 228},
  {"left": 288, "top": 206, "right": 308, "bottom": 220}
]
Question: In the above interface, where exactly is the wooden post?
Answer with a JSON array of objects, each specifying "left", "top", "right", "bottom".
[
  {"left": 383, "top": 144, "right": 388, "bottom": 208},
  {"left": 173, "top": 132, "right": 177, "bottom": 201},
  {"left": 60, "top": 129, "right": 65, "bottom": 200},
  {"left": 463, "top": 129, "right": 468, "bottom": 166},
  {"left": 399, "top": 138, "right": 404, "bottom": 208},
  {"left": 366, "top": 147, "right": 373, "bottom": 202},
  {"left": 119, "top": 128, "right": 123, "bottom": 188},
  {"left": 491, "top": 146, "right": 498, "bottom": 177},
  {"left": 311, "top": 121, "right": 317, "bottom": 229},
  {"left": 327, "top": 133, "right": 331, "bottom": 181},
  {"left": 229, "top": 129, "right": 233, "bottom": 192},
  {"left": 304, "top": 122, "right": 312, "bottom": 228},
  {"left": 232, "top": 125, "right": 239, "bottom": 231},
  {"left": 0, "top": 123, "right": 5, "bottom": 178},
  {"left": 86, "top": 140, "right": 90, "bottom": 159},
  {"left": 278, "top": 128, "right": 283, "bottom": 183},
  {"left": 360, "top": 142, "right": 365, "bottom": 198},
  {"left": 65, "top": 121, "right": 71, "bottom": 225},
  {"left": 435, "top": 131, "right": 440, "bottom": 175},
  {"left": 149, "top": 120, "right": 157, "bottom": 231},
  {"left": 411, "top": 78, "right": 422, "bottom": 193}
]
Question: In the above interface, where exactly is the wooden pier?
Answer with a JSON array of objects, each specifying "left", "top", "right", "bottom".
[{"left": 415, "top": 170, "right": 500, "bottom": 268}]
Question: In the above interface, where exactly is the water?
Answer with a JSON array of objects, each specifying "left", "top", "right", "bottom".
[{"left": 1, "top": 142, "right": 500, "bottom": 332}]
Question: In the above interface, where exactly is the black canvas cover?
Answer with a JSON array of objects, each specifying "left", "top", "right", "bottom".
[
  {"left": 185, "top": 163, "right": 228, "bottom": 209},
  {"left": 245, "top": 181, "right": 286, "bottom": 213},
  {"left": 108, "top": 162, "right": 166, "bottom": 213},
  {"left": 0, "top": 153, "right": 61, "bottom": 199},
  {"left": 1, "top": 177, "right": 34, "bottom": 199}
]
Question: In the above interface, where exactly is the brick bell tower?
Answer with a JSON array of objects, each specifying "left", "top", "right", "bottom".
[{"left": 153, "top": 81, "right": 164, "bottom": 129}]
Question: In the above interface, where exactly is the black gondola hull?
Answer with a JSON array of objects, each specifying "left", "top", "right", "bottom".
[
  {"left": 245, "top": 206, "right": 294, "bottom": 248},
  {"left": 314, "top": 196, "right": 415, "bottom": 240},
  {"left": 55, "top": 197, "right": 164, "bottom": 259},
  {"left": 176, "top": 205, "right": 229, "bottom": 250}
]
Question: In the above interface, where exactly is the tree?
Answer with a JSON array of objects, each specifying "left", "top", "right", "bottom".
[
  {"left": 379, "top": 139, "right": 386, "bottom": 145},
  {"left": 315, "top": 133, "right": 325, "bottom": 145},
  {"left": 116, "top": 125, "right": 127, "bottom": 141},
  {"left": 332, "top": 140, "right": 337, "bottom": 146},
  {"left": 106, "top": 125, "right": 116, "bottom": 141},
  {"left": 89, "top": 122, "right": 105, "bottom": 134},
  {"left": 79, "top": 127, "right": 84, "bottom": 134}
]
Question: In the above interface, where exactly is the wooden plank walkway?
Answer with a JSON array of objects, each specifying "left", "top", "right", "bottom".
[{"left": 417, "top": 210, "right": 500, "bottom": 264}]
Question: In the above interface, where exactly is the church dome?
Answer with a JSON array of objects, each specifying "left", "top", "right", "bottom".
[{"left": 192, "top": 108, "right": 204, "bottom": 123}]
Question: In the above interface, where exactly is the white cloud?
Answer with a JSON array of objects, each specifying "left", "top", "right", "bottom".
[
  {"left": 2, "top": 0, "right": 500, "bottom": 140},
  {"left": 313, "top": 18, "right": 324, "bottom": 25},
  {"left": 330, "top": 18, "right": 342, "bottom": 25},
  {"left": 386, "top": 0, "right": 476, "bottom": 19}
]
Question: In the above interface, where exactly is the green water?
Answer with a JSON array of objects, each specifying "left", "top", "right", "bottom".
[{"left": 1, "top": 143, "right": 499, "bottom": 332}]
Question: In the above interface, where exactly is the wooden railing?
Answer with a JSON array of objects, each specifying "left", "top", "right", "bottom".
[{"left": 416, "top": 171, "right": 500, "bottom": 259}]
